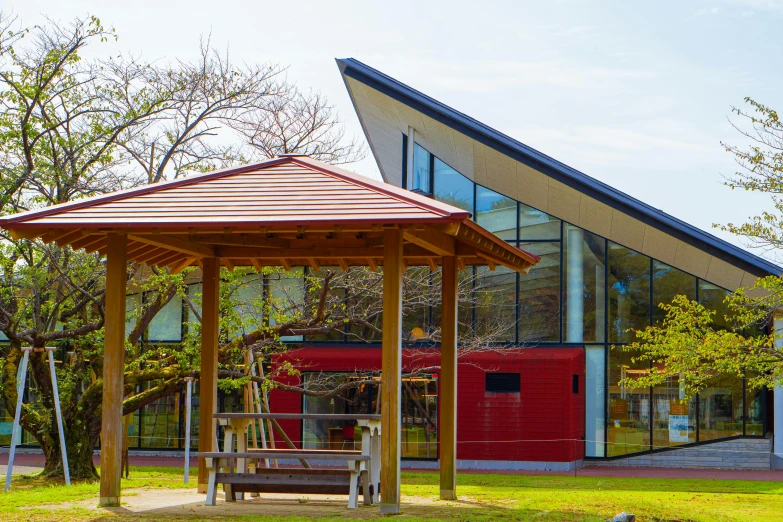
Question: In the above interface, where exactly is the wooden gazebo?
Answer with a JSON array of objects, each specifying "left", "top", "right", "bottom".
[{"left": 0, "top": 155, "right": 539, "bottom": 513}]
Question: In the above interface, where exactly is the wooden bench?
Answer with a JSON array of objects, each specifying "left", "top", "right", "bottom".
[{"left": 199, "top": 451, "right": 372, "bottom": 509}]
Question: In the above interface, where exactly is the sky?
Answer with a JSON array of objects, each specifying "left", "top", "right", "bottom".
[{"left": 5, "top": 0, "right": 783, "bottom": 257}]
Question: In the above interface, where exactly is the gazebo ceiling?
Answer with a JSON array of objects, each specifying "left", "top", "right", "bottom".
[{"left": 0, "top": 156, "right": 540, "bottom": 273}]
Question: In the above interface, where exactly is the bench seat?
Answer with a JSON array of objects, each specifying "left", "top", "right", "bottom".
[{"left": 198, "top": 451, "right": 371, "bottom": 508}]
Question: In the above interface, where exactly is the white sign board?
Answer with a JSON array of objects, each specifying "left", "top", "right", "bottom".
[{"left": 669, "top": 414, "right": 690, "bottom": 443}]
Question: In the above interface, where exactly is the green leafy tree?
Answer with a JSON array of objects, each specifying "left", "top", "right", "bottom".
[
  {"left": 622, "top": 98, "right": 783, "bottom": 395},
  {"left": 0, "top": 13, "right": 362, "bottom": 480}
]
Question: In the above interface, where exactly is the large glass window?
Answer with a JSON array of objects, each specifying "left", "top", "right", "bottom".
[
  {"left": 607, "top": 348, "right": 650, "bottom": 456},
  {"left": 148, "top": 294, "right": 183, "bottom": 342},
  {"left": 745, "top": 381, "right": 765, "bottom": 436},
  {"left": 608, "top": 243, "right": 651, "bottom": 343},
  {"left": 585, "top": 345, "right": 606, "bottom": 457},
  {"left": 125, "top": 294, "right": 141, "bottom": 337},
  {"left": 518, "top": 242, "right": 560, "bottom": 342},
  {"left": 652, "top": 374, "right": 696, "bottom": 448},
  {"left": 301, "top": 373, "right": 437, "bottom": 458},
  {"left": 433, "top": 158, "right": 474, "bottom": 212},
  {"left": 268, "top": 268, "right": 305, "bottom": 342},
  {"left": 475, "top": 265, "right": 517, "bottom": 343},
  {"left": 699, "top": 280, "right": 732, "bottom": 331},
  {"left": 410, "top": 143, "right": 431, "bottom": 194},
  {"left": 519, "top": 203, "right": 560, "bottom": 240},
  {"left": 140, "top": 386, "right": 181, "bottom": 448},
  {"left": 652, "top": 261, "right": 697, "bottom": 324},
  {"left": 476, "top": 185, "right": 517, "bottom": 240},
  {"left": 699, "top": 374, "right": 743, "bottom": 441},
  {"left": 563, "top": 225, "right": 606, "bottom": 343}
]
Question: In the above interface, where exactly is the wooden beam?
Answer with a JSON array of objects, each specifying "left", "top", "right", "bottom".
[
  {"left": 128, "top": 234, "right": 214, "bottom": 258},
  {"left": 368, "top": 258, "right": 378, "bottom": 271},
  {"left": 145, "top": 249, "right": 183, "bottom": 268},
  {"left": 198, "top": 258, "right": 220, "bottom": 492},
  {"left": 280, "top": 258, "right": 291, "bottom": 271},
  {"left": 134, "top": 247, "right": 169, "bottom": 265},
  {"left": 427, "top": 257, "right": 438, "bottom": 271},
  {"left": 251, "top": 259, "right": 264, "bottom": 272},
  {"left": 99, "top": 233, "right": 127, "bottom": 506},
  {"left": 169, "top": 257, "right": 195, "bottom": 274},
  {"left": 223, "top": 258, "right": 235, "bottom": 271},
  {"left": 338, "top": 258, "right": 349, "bottom": 271},
  {"left": 41, "top": 229, "right": 82, "bottom": 245},
  {"left": 7, "top": 228, "right": 47, "bottom": 240},
  {"left": 69, "top": 234, "right": 105, "bottom": 251},
  {"left": 402, "top": 227, "right": 455, "bottom": 257},
  {"left": 187, "top": 233, "right": 290, "bottom": 248},
  {"left": 213, "top": 244, "right": 433, "bottom": 259},
  {"left": 439, "top": 256, "right": 458, "bottom": 501},
  {"left": 308, "top": 258, "right": 321, "bottom": 271},
  {"left": 380, "top": 228, "right": 403, "bottom": 514}
]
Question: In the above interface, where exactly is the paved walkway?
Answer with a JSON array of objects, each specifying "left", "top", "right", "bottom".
[{"left": 2, "top": 452, "right": 781, "bottom": 481}]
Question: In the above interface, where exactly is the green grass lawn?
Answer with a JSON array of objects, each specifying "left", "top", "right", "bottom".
[{"left": 0, "top": 467, "right": 781, "bottom": 521}]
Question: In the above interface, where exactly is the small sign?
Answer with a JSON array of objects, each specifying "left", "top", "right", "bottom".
[
  {"left": 670, "top": 402, "right": 688, "bottom": 415},
  {"left": 669, "top": 414, "right": 689, "bottom": 443}
]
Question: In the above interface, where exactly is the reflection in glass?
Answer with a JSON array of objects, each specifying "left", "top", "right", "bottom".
[
  {"left": 476, "top": 185, "right": 517, "bottom": 240},
  {"left": 140, "top": 385, "right": 180, "bottom": 448},
  {"left": 301, "top": 373, "right": 438, "bottom": 458},
  {"left": 518, "top": 242, "right": 560, "bottom": 342},
  {"left": 607, "top": 348, "right": 650, "bottom": 456},
  {"left": 608, "top": 243, "right": 651, "bottom": 343},
  {"left": 699, "top": 374, "right": 743, "bottom": 441},
  {"left": 229, "top": 275, "right": 264, "bottom": 337},
  {"left": 585, "top": 346, "right": 606, "bottom": 457},
  {"left": 563, "top": 225, "right": 606, "bottom": 343},
  {"left": 411, "top": 143, "right": 431, "bottom": 194},
  {"left": 652, "top": 261, "right": 696, "bottom": 324},
  {"left": 476, "top": 265, "right": 517, "bottom": 342},
  {"left": 519, "top": 203, "right": 560, "bottom": 240},
  {"left": 433, "top": 158, "right": 474, "bottom": 212},
  {"left": 148, "top": 294, "right": 183, "bottom": 341},
  {"left": 745, "top": 383, "right": 765, "bottom": 436},
  {"left": 652, "top": 374, "right": 696, "bottom": 448},
  {"left": 269, "top": 268, "right": 305, "bottom": 342},
  {"left": 126, "top": 294, "right": 141, "bottom": 337},
  {"left": 699, "top": 280, "right": 732, "bottom": 331}
]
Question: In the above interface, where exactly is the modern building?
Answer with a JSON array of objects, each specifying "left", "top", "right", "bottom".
[{"left": 2, "top": 58, "right": 780, "bottom": 470}]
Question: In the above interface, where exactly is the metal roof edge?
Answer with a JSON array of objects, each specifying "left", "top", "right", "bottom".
[{"left": 336, "top": 58, "right": 782, "bottom": 278}]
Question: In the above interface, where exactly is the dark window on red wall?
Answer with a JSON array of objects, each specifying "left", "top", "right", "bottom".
[
  {"left": 572, "top": 374, "right": 579, "bottom": 394},
  {"left": 486, "top": 372, "right": 520, "bottom": 393}
]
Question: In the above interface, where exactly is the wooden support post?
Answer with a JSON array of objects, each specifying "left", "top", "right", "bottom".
[
  {"left": 197, "top": 257, "right": 220, "bottom": 492},
  {"left": 380, "top": 228, "right": 403, "bottom": 514},
  {"left": 440, "top": 255, "right": 458, "bottom": 500},
  {"left": 99, "top": 233, "right": 127, "bottom": 506}
]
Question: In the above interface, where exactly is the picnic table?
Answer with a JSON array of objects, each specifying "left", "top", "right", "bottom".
[{"left": 199, "top": 413, "right": 381, "bottom": 509}]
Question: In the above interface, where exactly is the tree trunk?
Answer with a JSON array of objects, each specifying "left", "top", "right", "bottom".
[{"left": 40, "top": 408, "right": 100, "bottom": 480}]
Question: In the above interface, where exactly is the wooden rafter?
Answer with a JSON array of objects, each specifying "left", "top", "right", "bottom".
[{"left": 128, "top": 234, "right": 214, "bottom": 258}]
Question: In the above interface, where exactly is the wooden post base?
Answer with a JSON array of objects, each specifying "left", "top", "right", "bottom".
[
  {"left": 99, "top": 496, "right": 120, "bottom": 507},
  {"left": 440, "top": 489, "right": 457, "bottom": 500},
  {"left": 380, "top": 503, "right": 401, "bottom": 515},
  {"left": 197, "top": 483, "right": 209, "bottom": 493}
]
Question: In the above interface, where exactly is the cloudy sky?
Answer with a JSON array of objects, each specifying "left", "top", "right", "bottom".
[{"left": 5, "top": 0, "right": 783, "bottom": 255}]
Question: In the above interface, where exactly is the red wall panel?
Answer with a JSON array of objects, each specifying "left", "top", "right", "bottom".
[{"left": 270, "top": 346, "right": 585, "bottom": 462}]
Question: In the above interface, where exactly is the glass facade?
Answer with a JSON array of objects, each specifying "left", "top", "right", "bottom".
[{"left": 409, "top": 141, "right": 768, "bottom": 458}]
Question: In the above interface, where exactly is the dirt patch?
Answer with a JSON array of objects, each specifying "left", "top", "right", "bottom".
[{"left": 56, "top": 488, "right": 488, "bottom": 519}]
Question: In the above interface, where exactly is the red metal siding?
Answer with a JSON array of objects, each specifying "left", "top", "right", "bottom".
[{"left": 270, "top": 346, "right": 585, "bottom": 462}]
